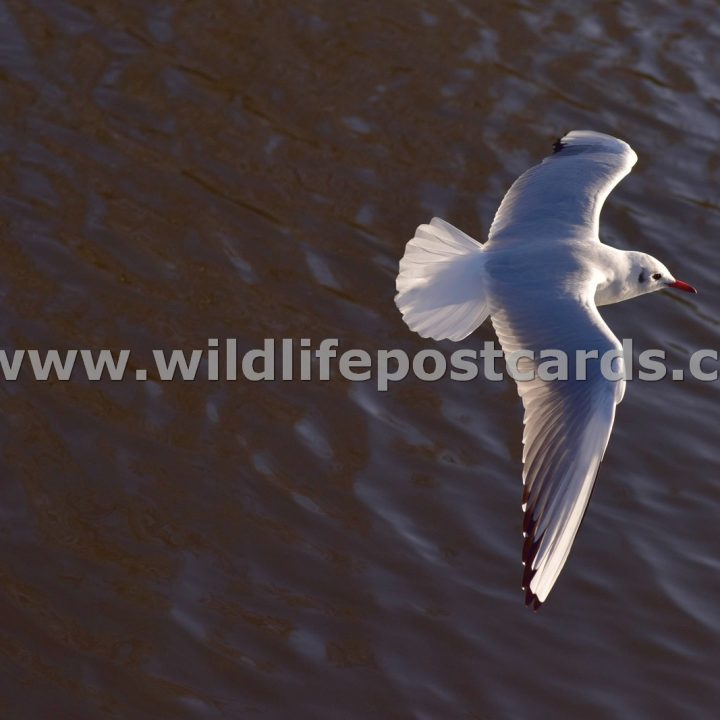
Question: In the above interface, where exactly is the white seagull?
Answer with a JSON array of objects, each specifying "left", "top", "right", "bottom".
[{"left": 395, "top": 130, "right": 696, "bottom": 609}]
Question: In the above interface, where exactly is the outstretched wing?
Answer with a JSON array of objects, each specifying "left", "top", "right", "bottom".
[
  {"left": 490, "top": 280, "right": 626, "bottom": 608},
  {"left": 488, "top": 130, "right": 638, "bottom": 245}
]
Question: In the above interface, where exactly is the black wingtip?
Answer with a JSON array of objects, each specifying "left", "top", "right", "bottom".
[
  {"left": 522, "top": 532, "right": 542, "bottom": 566},
  {"left": 523, "top": 584, "right": 543, "bottom": 611},
  {"left": 522, "top": 560, "right": 537, "bottom": 593},
  {"left": 552, "top": 137, "right": 565, "bottom": 154}
]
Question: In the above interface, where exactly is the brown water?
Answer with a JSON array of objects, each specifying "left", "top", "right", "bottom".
[{"left": 1, "top": 1, "right": 718, "bottom": 718}]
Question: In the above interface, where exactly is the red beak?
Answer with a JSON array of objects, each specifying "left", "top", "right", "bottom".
[{"left": 667, "top": 280, "right": 697, "bottom": 294}]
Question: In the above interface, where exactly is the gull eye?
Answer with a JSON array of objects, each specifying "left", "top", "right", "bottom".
[{"left": 652, "top": 272, "right": 662, "bottom": 280}]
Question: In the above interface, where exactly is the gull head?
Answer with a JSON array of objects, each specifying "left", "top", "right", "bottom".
[{"left": 626, "top": 251, "right": 697, "bottom": 300}]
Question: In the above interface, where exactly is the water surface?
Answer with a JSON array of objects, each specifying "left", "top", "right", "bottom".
[{"left": 0, "top": 1, "right": 718, "bottom": 718}]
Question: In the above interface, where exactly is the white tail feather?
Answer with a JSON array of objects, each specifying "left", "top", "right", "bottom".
[{"left": 395, "top": 218, "right": 489, "bottom": 341}]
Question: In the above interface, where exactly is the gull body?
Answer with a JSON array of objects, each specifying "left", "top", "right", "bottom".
[{"left": 395, "top": 130, "right": 696, "bottom": 608}]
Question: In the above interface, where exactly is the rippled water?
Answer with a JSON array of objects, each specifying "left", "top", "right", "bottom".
[{"left": 0, "top": 1, "right": 718, "bottom": 718}]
